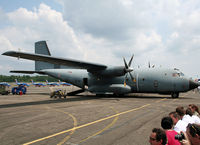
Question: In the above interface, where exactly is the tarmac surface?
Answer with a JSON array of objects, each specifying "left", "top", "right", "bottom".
[{"left": 0, "top": 85, "right": 200, "bottom": 145}]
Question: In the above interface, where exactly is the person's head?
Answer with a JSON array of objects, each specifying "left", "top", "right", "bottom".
[
  {"left": 186, "top": 108, "right": 193, "bottom": 116},
  {"left": 149, "top": 128, "right": 167, "bottom": 145},
  {"left": 161, "top": 116, "right": 173, "bottom": 130},
  {"left": 186, "top": 123, "right": 200, "bottom": 145},
  {"left": 176, "top": 106, "right": 185, "bottom": 118},
  {"left": 169, "top": 111, "right": 180, "bottom": 125},
  {"left": 189, "top": 104, "right": 200, "bottom": 114}
]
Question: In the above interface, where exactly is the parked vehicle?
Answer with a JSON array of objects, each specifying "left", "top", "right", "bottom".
[
  {"left": 12, "top": 85, "right": 27, "bottom": 95},
  {"left": 50, "top": 89, "right": 67, "bottom": 98},
  {"left": 0, "top": 84, "right": 10, "bottom": 95}
]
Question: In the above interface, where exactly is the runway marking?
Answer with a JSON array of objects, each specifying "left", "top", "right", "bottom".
[
  {"left": 54, "top": 109, "right": 77, "bottom": 145},
  {"left": 23, "top": 104, "right": 150, "bottom": 145},
  {"left": 26, "top": 106, "right": 77, "bottom": 145},
  {"left": 155, "top": 98, "right": 167, "bottom": 103},
  {"left": 79, "top": 107, "right": 119, "bottom": 143},
  {"left": 181, "top": 94, "right": 187, "bottom": 98}
]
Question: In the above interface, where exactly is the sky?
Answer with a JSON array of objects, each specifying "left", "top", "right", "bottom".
[{"left": 0, "top": 0, "right": 200, "bottom": 78}]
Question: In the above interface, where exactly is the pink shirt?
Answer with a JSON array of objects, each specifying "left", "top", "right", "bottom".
[{"left": 166, "top": 130, "right": 181, "bottom": 145}]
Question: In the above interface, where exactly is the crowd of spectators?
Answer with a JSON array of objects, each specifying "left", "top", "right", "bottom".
[{"left": 149, "top": 104, "right": 200, "bottom": 145}]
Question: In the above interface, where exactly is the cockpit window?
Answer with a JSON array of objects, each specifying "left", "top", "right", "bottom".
[
  {"left": 172, "top": 73, "right": 180, "bottom": 77},
  {"left": 179, "top": 72, "right": 184, "bottom": 76},
  {"left": 172, "top": 71, "right": 184, "bottom": 77}
]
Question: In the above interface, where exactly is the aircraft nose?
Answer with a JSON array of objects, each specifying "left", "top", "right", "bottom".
[{"left": 189, "top": 80, "right": 199, "bottom": 90}]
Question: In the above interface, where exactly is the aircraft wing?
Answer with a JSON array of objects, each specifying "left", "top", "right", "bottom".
[{"left": 2, "top": 51, "right": 107, "bottom": 71}]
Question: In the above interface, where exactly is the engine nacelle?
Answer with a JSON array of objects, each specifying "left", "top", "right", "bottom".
[
  {"left": 89, "top": 84, "right": 132, "bottom": 94},
  {"left": 90, "top": 66, "right": 126, "bottom": 77}
]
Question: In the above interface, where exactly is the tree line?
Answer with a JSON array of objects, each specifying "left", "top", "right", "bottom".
[{"left": 0, "top": 75, "right": 58, "bottom": 82}]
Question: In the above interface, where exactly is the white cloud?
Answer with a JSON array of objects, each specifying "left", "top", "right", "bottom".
[
  {"left": 0, "top": 1, "right": 200, "bottom": 78},
  {"left": 0, "top": 35, "right": 16, "bottom": 51}
]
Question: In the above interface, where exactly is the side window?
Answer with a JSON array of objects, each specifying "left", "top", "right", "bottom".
[{"left": 172, "top": 73, "right": 180, "bottom": 77}]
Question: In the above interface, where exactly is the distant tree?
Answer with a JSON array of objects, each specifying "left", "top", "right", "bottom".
[{"left": 0, "top": 75, "right": 58, "bottom": 82}]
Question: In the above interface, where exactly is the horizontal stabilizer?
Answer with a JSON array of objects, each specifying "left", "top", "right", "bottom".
[{"left": 10, "top": 70, "right": 45, "bottom": 74}]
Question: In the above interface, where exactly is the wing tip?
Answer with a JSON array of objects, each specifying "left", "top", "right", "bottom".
[{"left": 2, "top": 51, "right": 17, "bottom": 56}]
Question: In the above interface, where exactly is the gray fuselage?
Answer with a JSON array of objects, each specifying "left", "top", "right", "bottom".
[{"left": 42, "top": 67, "right": 194, "bottom": 96}]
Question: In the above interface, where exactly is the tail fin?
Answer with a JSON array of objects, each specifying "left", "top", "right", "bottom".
[
  {"left": 35, "top": 41, "right": 60, "bottom": 70},
  {"left": 15, "top": 79, "right": 18, "bottom": 83},
  {"left": 31, "top": 79, "right": 34, "bottom": 84}
]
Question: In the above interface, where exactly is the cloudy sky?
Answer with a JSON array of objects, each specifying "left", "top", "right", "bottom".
[{"left": 0, "top": 0, "right": 199, "bottom": 78}]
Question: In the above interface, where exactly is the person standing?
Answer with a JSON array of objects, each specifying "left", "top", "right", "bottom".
[
  {"left": 189, "top": 104, "right": 200, "bottom": 117},
  {"left": 161, "top": 116, "right": 181, "bottom": 145},
  {"left": 169, "top": 111, "right": 188, "bottom": 133}
]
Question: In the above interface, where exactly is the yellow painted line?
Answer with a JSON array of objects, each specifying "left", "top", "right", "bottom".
[
  {"left": 155, "top": 98, "right": 167, "bottom": 103},
  {"left": 172, "top": 99, "right": 178, "bottom": 102},
  {"left": 79, "top": 107, "right": 119, "bottom": 143},
  {"left": 23, "top": 104, "right": 150, "bottom": 145},
  {"left": 181, "top": 94, "right": 187, "bottom": 98},
  {"left": 54, "top": 109, "right": 77, "bottom": 145}
]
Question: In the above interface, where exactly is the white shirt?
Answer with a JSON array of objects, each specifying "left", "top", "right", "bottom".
[
  {"left": 174, "top": 119, "right": 188, "bottom": 133},
  {"left": 182, "top": 114, "right": 195, "bottom": 124},
  {"left": 192, "top": 115, "right": 200, "bottom": 124}
]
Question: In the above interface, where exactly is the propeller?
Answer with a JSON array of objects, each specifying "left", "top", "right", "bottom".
[
  {"left": 148, "top": 61, "right": 155, "bottom": 68},
  {"left": 123, "top": 55, "right": 134, "bottom": 86}
]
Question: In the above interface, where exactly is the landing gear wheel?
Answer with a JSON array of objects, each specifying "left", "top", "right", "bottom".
[{"left": 171, "top": 93, "right": 179, "bottom": 98}]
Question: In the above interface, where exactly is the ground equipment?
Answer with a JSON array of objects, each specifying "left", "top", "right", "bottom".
[
  {"left": 0, "top": 84, "right": 10, "bottom": 95},
  {"left": 12, "top": 85, "right": 27, "bottom": 95}
]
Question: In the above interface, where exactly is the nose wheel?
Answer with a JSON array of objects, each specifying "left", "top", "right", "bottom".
[{"left": 171, "top": 93, "right": 179, "bottom": 98}]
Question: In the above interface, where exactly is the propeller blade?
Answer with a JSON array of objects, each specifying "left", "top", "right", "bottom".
[
  {"left": 148, "top": 61, "right": 150, "bottom": 68},
  {"left": 123, "top": 57, "right": 128, "bottom": 69},
  {"left": 129, "top": 72, "right": 134, "bottom": 81},
  {"left": 123, "top": 55, "right": 135, "bottom": 85},
  {"left": 128, "top": 55, "right": 134, "bottom": 67},
  {"left": 124, "top": 73, "right": 128, "bottom": 86}
]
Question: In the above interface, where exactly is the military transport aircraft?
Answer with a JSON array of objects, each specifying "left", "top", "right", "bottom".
[{"left": 2, "top": 41, "right": 199, "bottom": 98}]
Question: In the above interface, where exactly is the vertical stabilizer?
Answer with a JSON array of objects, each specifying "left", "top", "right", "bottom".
[{"left": 35, "top": 41, "right": 60, "bottom": 70}]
